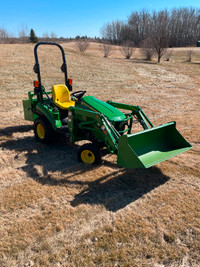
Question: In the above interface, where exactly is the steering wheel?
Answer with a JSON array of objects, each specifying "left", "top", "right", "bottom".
[{"left": 71, "top": 90, "right": 86, "bottom": 99}]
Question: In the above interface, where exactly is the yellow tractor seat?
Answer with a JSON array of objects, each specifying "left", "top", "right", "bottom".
[{"left": 52, "top": 84, "right": 75, "bottom": 110}]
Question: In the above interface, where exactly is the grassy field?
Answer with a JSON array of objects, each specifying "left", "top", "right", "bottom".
[{"left": 0, "top": 42, "right": 199, "bottom": 266}]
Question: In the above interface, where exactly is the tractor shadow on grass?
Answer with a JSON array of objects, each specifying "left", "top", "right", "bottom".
[
  {"left": 1, "top": 135, "right": 89, "bottom": 178},
  {"left": 0, "top": 124, "right": 91, "bottom": 177},
  {"left": 0, "top": 124, "right": 33, "bottom": 137},
  {"left": 70, "top": 167, "right": 170, "bottom": 211},
  {"left": 1, "top": 124, "right": 170, "bottom": 212}
]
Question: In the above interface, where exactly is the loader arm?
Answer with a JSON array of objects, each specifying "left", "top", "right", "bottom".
[
  {"left": 68, "top": 107, "right": 120, "bottom": 153},
  {"left": 69, "top": 102, "right": 192, "bottom": 168},
  {"left": 106, "top": 102, "right": 192, "bottom": 168},
  {"left": 107, "top": 101, "right": 154, "bottom": 129}
]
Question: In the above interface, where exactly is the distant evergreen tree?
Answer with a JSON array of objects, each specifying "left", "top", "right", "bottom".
[{"left": 29, "top": 29, "right": 38, "bottom": 43}]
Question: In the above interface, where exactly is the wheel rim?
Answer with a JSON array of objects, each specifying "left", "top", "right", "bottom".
[
  {"left": 81, "top": 150, "right": 95, "bottom": 164},
  {"left": 36, "top": 123, "right": 45, "bottom": 139}
]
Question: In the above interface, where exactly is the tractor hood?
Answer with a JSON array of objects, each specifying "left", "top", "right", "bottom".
[{"left": 80, "top": 96, "right": 126, "bottom": 122}]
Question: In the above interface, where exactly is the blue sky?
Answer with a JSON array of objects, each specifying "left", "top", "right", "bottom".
[{"left": 1, "top": 0, "right": 200, "bottom": 38}]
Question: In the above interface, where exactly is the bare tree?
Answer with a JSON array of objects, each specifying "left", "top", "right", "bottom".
[
  {"left": 149, "top": 10, "right": 170, "bottom": 62},
  {"left": 100, "top": 20, "right": 124, "bottom": 44},
  {"left": 140, "top": 38, "right": 155, "bottom": 61},
  {"left": 128, "top": 10, "right": 151, "bottom": 46},
  {"left": 0, "top": 26, "right": 9, "bottom": 43},
  {"left": 186, "top": 49, "right": 194, "bottom": 62},
  {"left": 18, "top": 24, "right": 29, "bottom": 43},
  {"left": 42, "top": 32, "right": 49, "bottom": 38},
  {"left": 120, "top": 41, "right": 135, "bottom": 59},
  {"left": 99, "top": 43, "right": 112, "bottom": 57},
  {"left": 100, "top": 7, "right": 200, "bottom": 48},
  {"left": 165, "top": 48, "right": 174, "bottom": 61},
  {"left": 42, "top": 32, "right": 50, "bottom": 42},
  {"left": 75, "top": 38, "right": 90, "bottom": 52},
  {"left": 169, "top": 7, "right": 200, "bottom": 47},
  {"left": 51, "top": 31, "right": 57, "bottom": 41}
]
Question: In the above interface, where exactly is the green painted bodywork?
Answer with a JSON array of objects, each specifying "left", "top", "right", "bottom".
[
  {"left": 23, "top": 89, "right": 192, "bottom": 169},
  {"left": 23, "top": 92, "right": 39, "bottom": 121},
  {"left": 36, "top": 103, "right": 62, "bottom": 130},
  {"left": 23, "top": 99, "right": 34, "bottom": 121},
  {"left": 80, "top": 96, "right": 126, "bottom": 122},
  {"left": 117, "top": 122, "right": 192, "bottom": 168},
  {"left": 23, "top": 91, "right": 62, "bottom": 130}
]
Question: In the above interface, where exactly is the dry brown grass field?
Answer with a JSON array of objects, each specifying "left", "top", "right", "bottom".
[{"left": 0, "top": 42, "right": 199, "bottom": 266}]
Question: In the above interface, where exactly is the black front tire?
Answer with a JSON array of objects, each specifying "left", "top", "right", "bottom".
[
  {"left": 34, "top": 117, "right": 53, "bottom": 143},
  {"left": 78, "top": 143, "right": 101, "bottom": 165}
]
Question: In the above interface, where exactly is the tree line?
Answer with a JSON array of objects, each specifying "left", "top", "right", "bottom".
[
  {"left": 0, "top": 25, "right": 67, "bottom": 44},
  {"left": 0, "top": 25, "right": 99, "bottom": 44},
  {"left": 100, "top": 7, "right": 200, "bottom": 47}
]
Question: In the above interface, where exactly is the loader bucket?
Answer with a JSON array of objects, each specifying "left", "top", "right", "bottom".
[{"left": 117, "top": 122, "right": 192, "bottom": 168}]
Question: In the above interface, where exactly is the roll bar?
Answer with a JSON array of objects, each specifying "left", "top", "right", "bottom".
[{"left": 33, "top": 42, "right": 72, "bottom": 101}]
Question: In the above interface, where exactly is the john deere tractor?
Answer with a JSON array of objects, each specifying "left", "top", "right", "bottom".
[{"left": 23, "top": 42, "right": 192, "bottom": 168}]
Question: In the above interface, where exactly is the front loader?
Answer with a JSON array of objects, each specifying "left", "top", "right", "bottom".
[{"left": 23, "top": 42, "right": 192, "bottom": 168}]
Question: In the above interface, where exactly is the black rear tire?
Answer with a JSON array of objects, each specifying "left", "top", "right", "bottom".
[
  {"left": 78, "top": 143, "right": 101, "bottom": 165},
  {"left": 34, "top": 117, "right": 53, "bottom": 143}
]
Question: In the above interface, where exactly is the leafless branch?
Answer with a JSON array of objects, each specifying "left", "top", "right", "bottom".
[
  {"left": 165, "top": 48, "right": 174, "bottom": 61},
  {"left": 99, "top": 43, "right": 112, "bottom": 58},
  {"left": 140, "top": 38, "right": 155, "bottom": 61},
  {"left": 75, "top": 38, "right": 90, "bottom": 52},
  {"left": 186, "top": 49, "right": 194, "bottom": 62},
  {"left": 120, "top": 41, "right": 135, "bottom": 59}
]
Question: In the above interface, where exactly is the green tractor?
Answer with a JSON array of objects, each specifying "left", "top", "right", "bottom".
[{"left": 23, "top": 42, "right": 192, "bottom": 168}]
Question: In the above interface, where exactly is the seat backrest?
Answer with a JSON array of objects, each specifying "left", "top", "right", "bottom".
[{"left": 52, "top": 84, "right": 70, "bottom": 103}]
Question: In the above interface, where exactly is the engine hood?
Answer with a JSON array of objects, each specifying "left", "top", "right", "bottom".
[{"left": 80, "top": 96, "right": 126, "bottom": 122}]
